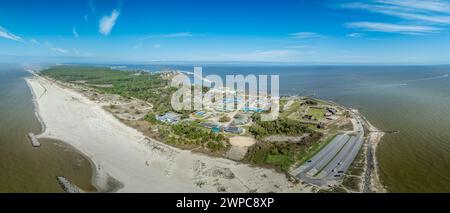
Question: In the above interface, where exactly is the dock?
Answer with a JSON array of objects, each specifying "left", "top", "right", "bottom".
[{"left": 27, "top": 133, "right": 41, "bottom": 147}]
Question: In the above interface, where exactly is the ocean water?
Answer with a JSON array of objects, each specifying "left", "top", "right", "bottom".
[
  {"left": 119, "top": 64, "right": 450, "bottom": 192},
  {"left": 0, "top": 64, "right": 96, "bottom": 192}
]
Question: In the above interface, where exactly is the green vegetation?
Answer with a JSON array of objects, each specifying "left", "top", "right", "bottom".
[
  {"left": 317, "top": 186, "right": 348, "bottom": 193},
  {"left": 144, "top": 113, "right": 162, "bottom": 124},
  {"left": 245, "top": 132, "right": 321, "bottom": 172},
  {"left": 308, "top": 107, "right": 325, "bottom": 120},
  {"left": 342, "top": 176, "right": 361, "bottom": 191},
  {"left": 280, "top": 101, "right": 302, "bottom": 118},
  {"left": 304, "top": 99, "right": 317, "bottom": 105},
  {"left": 145, "top": 113, "right": 228, "bottom": 152},
  {"left": 278, "top": 99, "right": 288, "bottom": 113},
  {"left": 171, "top": 123, "right": 229, "bottom": 151},
  {"left": 249, "top": 114, "right": 313, "bottom": 140},
  {"left": 218, "top": 116, "right": 231, "bottom": 123},
  {"left": 342, "top": 139, "right": 365, "bottom": 191},
  {"left": 41, "top": 65, "right": 175, "bottom": 115},
  {"left": 42, "top": 65, "right": 229, "bottom": 153},
  {"left": 244, "top": 113, "right": 323, "bottom": 171},
  {"left": 41, "top": 65, "right": 331, "bottom": 167}
]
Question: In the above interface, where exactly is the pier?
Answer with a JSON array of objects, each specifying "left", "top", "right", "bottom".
[{"left": 27, "top": 133, "right": 41, "bottom": 147}]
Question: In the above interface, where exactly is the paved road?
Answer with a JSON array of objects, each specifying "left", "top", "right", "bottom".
[
  {"left": 318, "top": 136, "right": 357, "bottom": 179},
  {"left": 305, "top": 135, "right": 350, "bottom": 177},
  {"left": 332, "top": 133, "right": 364, "bottom": 179},
  {"left": 292, "top": 113, "right": 365, "bottom": 187}
]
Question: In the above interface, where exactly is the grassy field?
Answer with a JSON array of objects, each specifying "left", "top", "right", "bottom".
[
  {"left": 41, "top": 65, "right": 176, "bottom": 115},
  {"left": 308, "top": 107, "right": 326, "bottom": 120},
  {"left": 245, "top": 127, "right": 322, "bottom": 172}
]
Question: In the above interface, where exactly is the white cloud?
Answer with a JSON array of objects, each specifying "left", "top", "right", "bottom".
[
  {"left": 99, "top": 9, "right": 120, "bottom": 36},
  {"left": 347, "top": 32, "right": 363, "bottom": 38},
  {"left": 342, "top": 0, "right": 450, "bottom": 24},
  {"left": 376, "top": 0, "right": 450, "bottom": 13},
  {"left": 73, "top": 26, "right": 79, "bottom": 37},
  {"left": 142, "top": 32, "right": 197, "bottom": 40},
  {"left": 153, "top": 44, "right": 161, "bottom": 48},
  {"left": 346, "top": 22, "right": 441, "bottom": 34},
  {"left": 289, "top": 32, "right": 322, "bottom": 39},
  {"left": 0, "top": 26, "right": 23, "bottom": 42},
  {"left": 50, "top": 47, "right": 70, "bottom": 54},
  {"left": 162, "top": 32, "right": 193, "bottom": 38},
  {"left": 45, "top": 41, "right": 70, "bottom": 54},
  {"left": 29, "top": 39, "right": 39, "bottom": 44}
]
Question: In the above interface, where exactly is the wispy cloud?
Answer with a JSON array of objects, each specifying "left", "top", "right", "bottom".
[
  {"left": 50, "top": 47, "right": 70, "bottom": 54},
  {"left": 289, "top": 32, "right": 322, "bottom": 39},
  {"left": 142, "top": 32, "right": 199, "bottom": 40},
  {"left": 73, "top": 26, "right": 79, "bottom": 37},
  {"left": 153, "top": 44, "right": 161, "bottom": 49},
  {"left": 340, "top": 0, "right": 450, "bottom": 35},
  {"left": 162, "top": 32, "right": 193, "bottom": 38},
  {"left": 341, "top": 0, "right": 450, "bottom": 25},
  {"left": 99, "top": 9, "right": 120, "bottom": 36},
  {"left": 29, "top": 39, "right": 39, "bottom": 44},
  {"left": 45, "top": 42, "right": 70, "bottom": 54},
  {"left": 347, "top": 32, "right": 363, "bottom": 38},
  {"left": 346, "top": 22, "right": 441, "bottom": 34},
  {"left": 0, "top": 26, "right": 23, "bottom": 42},
  {"left": 376, "top": 0, "right": 450, "bottom": 13}
]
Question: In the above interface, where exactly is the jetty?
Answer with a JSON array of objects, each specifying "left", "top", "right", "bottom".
[
  {"left": 56, "top": 176, "right": 84, "bottom": 193},
  {"left": 27, "top": 133, "right": 41, "bottom": 147}
]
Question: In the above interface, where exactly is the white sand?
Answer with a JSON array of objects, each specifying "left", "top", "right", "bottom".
[
  {"left": 226, "top": 136, "right": 257, "bottom": 161},
  {"left": 229, "top": 136, "right": 256, "bottom": 147},
  {"left": 26, "top": 75, "right": 309, "bottom": 193}
]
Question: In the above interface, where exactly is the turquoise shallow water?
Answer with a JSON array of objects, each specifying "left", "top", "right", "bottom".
[{"left": 0, "top": 64, "right": 96, "bottom": 192}]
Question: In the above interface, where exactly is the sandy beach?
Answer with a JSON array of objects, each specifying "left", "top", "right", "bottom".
[{"left": 25, "top": 75, "right": 310, "bottom": 193}]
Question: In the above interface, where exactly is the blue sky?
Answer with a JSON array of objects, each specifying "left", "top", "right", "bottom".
[{"left": 1, "top": 0, "right": 450, "bottom": 64}]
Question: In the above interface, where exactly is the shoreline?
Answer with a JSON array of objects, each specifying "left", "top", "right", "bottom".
[
  {"left": 315, "top": 98, "right": 386, "bottom": 192},
  {"left": 25, "top": 74, "right": 309, "bottom": 193},
  {"left": 359, "top": 114, "right": 386, "bottom": 192},
  {"left": 25, "top": 73, "right": 46, "bottom": 135},
  {"left": 25, "top": 73, "right": 121, "bottom": 192}
]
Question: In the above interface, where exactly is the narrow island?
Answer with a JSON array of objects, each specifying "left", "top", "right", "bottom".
[{"left": 25, "top": 65, "right": 385, "bottom": 193}]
